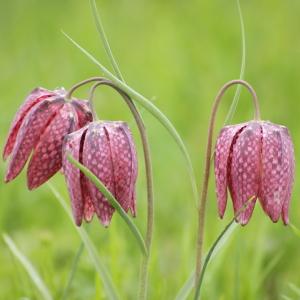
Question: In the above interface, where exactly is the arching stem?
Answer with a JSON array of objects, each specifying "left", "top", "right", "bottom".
[
  {"left": 195, "top": 79, "right": 261, "bottom": 292},
  {"left": 86, "top": 79, "right": 154, "bottom": 300}
]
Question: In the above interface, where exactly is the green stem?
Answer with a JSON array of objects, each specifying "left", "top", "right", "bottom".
[
  {"left": 62, "top": 31, "right": 198, "bottom": 204},
  {"left": 67, "top": 154, "right": 148, "bottom": 256},
  {"left": 195, "top": 80, "right": 260, "bottom": 292},
  {"left": 194, "top": 196, "right": 255, "bottom": 300},
  {"left": 87, "top": 80, "right": 154, "bottom": 300}
]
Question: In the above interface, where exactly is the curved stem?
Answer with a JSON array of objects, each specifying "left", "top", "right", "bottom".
[
  {"left": 87, "top": 79, "right": 154, "bottom": 300},
  {"left": 194, "top": 196, "right": 255, "bottom": 300},
  {"left": 195, "top": 79, "right": 261, "bottom": 289},
  {"left": 66, "top": 77, "right": 106, "bottom": 99}
]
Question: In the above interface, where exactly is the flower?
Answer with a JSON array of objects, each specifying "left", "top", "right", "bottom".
[
  {"left": 214, "top": 121, "right": 295, "bottom": 225},
  {"left": 62, "top": 121, "right": 138, "bottom": 227},
  {"left": 3, "top": 87, "right": 93, "bottom": 189}
]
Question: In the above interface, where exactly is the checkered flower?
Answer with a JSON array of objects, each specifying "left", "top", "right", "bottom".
[
  {"left": 62, "top": 121, "right": 138, "bottom": 227},
  {"left": 3, "top": 87, "right": 92, "bottom": 189},
  {"left": 214, "top": 121, "right": 295, "bottom": 225}
]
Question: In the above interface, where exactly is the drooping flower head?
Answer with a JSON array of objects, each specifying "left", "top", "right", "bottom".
[
  {"left": 62, "top": 121, "right": 138, "bottom": 227},
  {"left": 3, "top": 87, "right": 93, "bottom": 189},
  {"left": 214, "top": 121, "right": 295, "bottom": 225}
]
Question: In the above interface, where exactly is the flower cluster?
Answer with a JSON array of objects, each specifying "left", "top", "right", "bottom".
[
  {"left": 3, "top": 86, "right": 138, "bottom": 227},
  {"left": 3, "top": 87, "right": 92, "bottom": 189}
]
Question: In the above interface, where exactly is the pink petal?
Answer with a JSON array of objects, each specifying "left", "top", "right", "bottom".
[
  {"left": 259, "top": 123, "right": 291, "bottom": 222},
  {"left": 280, "top": 126, "right": 295, "bottom": 225},
  {"left": 214, "top": 123, "right": 246, "bottom": 218},
  {"left": 229, "top": 122, "right": 261, "bottom": 225},
  {"left": 5, "top": 97, "right": 64, "bottom": 183},
  {"left": 82, "top": 175, "right": 96, "bottom": 223},
  {"left": 82, "top": 123, "right": 115, "bottom": 226},
  {"left": 62, "top": 127, "right": 87, "bottom": 226},
  {"left": 71, "top": 100, "right": 93, "bottom": 129},
  {"left": 106, "top": 122, "right": 138, "bottom": 215},
  {"left": 3, "top": 88, "right": 54, "bottom": 160},
  {"left": 27, "top": 103, "right": 76, "bottom": 190}
]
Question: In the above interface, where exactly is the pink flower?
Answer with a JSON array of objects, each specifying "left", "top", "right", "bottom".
[
  {"left": 214, "top": 121, "right": 295, "bottom": 225},
  {"left": 3, "top": 87, "right": 92, "bottom": 189},
  {"left": 62, "top": 121, "right": 138, "bottom": 227}
]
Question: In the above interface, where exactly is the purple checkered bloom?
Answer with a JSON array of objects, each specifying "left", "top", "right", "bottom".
[
  {"left": 3, "top": 87, "right": 92, "bottom": 190},
  {"left": 62, "top": 121, "right": 138, "bottom": 227},
  {"left": 214, "top": 121, "right": 295, "bottom": 225}
]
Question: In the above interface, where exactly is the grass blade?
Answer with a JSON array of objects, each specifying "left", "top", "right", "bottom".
[
  {"left": 89, "top": 0, "right": 124, "bottom": 81},
  {"left": 289, "top": 223, "right": 300, "bottom": 238},
  {"left": 3, "top": 234, "right": 53, "bottom": 300},
  {"left": 62, "top": 31, "right": 198, "bottom": 203},
  {"left": 175, "top": 222, "right": 238, "bottom": 300},
  {"left": 61, "top": 241, "right": 85, "bottom": 300},
  {"left": 289, "top": 283, "right": 300, "bottom": 296},
  {"left": 67, "top": 154, "right": 147, "bottom": 256},
  {"left": 224, "top": 0, "right": 246, "bottom": 125},
  {"left": 48, "top": 183, "right": 120, "bottom": 300}
]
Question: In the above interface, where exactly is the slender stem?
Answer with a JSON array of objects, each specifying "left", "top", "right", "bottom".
[
  {"left": 88, "top": 83, "right": 102, "bottom": 120},
  {"left": 66, "top": 77, "right": 106, "bottom": 99},
  {"left": 195, "top": 80, "right": 261, "bottom": 288},
  {"left": 194, "top": 196, "right": 255, "bottom": 300},
  {"left": 87, "top": 80, "right": 154, "bottom": 300}
]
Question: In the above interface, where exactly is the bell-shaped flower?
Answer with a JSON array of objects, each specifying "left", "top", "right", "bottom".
[
  {"left": 3, "top": 87, "right": 93, "bottom": 189},
  {"left": 214, "top": 121, "right": 295, "bottom": 225},
  {"left": 62, "top": 121, "right": 138, "bottom": 227}
]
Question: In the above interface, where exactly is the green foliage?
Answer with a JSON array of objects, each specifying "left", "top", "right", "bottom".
[{"left": 1, "top": 0, "right": 300, "bottom": 299}]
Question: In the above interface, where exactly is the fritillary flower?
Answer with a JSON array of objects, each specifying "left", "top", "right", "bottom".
[
  {"left": 3, "top": 87, "right": 92, "bottom": 189},
  {"left": 214, "top": 120, "right": 295, "bottom": 225},
  {"left": 62, "top": 121, "right": 138, "bottom": 227}
]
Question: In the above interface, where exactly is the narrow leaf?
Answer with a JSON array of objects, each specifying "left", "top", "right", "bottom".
[
  {"left": 3, "top": 234, "right": 53, "bottom": 300},
  {"left": 224, "top": 0, "right": 246, "bottom": 125},
  {"left": 62, "top": 31, "right": 198, "bottom": 203},
  {"left": 289, "top": 223, "right": 300, "bottom": 238},
  {"left": 90, "top": 0, "right": 124, "bottom": 81},
  {"left": 48, "top": 183, "right": 120, "bottom": 300},
  {"left": 175, "top": 222, "right": 238, "bottom": 300},
  {"left": 67, "top": 154, "right": 148, "bottom": 256},
  {"left": 289, "top": 283, "right": 300, "bottom": 296}
]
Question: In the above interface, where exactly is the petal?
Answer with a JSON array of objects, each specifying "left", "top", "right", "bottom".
[
  {"left": 71, "top": 99, "right": 93, "bottom": 129},
  {"left": 214, "top": 123, "right": 246, "bottom": 218},
  {"left": 62, "top": 127, "right": 87, "bottom": 226},
  {"left": 229, "top": 122, "right": 261, "bottom": 225},
  {"left": 82, "top": 122, "right": 115, "bottom": 226},
  {"left": 82, "top": 175, "right": 96, "bottom": 222},
  {"left": 106, "top": 122, "right": 138, "bottom": 214},
  {"left": 5, "top": 97, "right": 65, "bottom": 183},
  {"left": 281, "top": 127, "right": 295, "bottom": 225},
  {"left": 259, "top": 122, "right": 291, "bottom": 222},
  {"left": 27, "top": 103, "right": 76, "bottom": 189},
  {"left": 3, "top": 88, "right": 54, "bottom": 160}
]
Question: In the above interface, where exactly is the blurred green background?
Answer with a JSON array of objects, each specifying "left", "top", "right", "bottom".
[{"left": 1, "top": 0, "right": 300, "bottom": 299}]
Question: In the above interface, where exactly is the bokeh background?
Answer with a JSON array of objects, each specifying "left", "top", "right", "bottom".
[{"left": 1, "top": 0, "right": 300, "bottom": 299}]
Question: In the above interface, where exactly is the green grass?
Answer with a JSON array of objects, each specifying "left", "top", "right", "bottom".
[{"left": 1, "top": 0, "right": 300, "bottom": 299}]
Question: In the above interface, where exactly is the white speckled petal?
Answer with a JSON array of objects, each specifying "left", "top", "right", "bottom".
[
  {"left": 229, "top": 122, "right": 261, "bottom": 225},
  {"left": 83, "top": 123, "right": 115, "bottom": 227},
  {"left": 62, "top": 127, "right": 87, "bottom": 226},
  {"left": 280, "top": 126, "right": 295, "bottom": 225},
  {"left": 106, "top": 122, "right": 138, "bottom": 215},
  {"left": 214, "top": 123, "right": 246, "bottom": 218}
]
